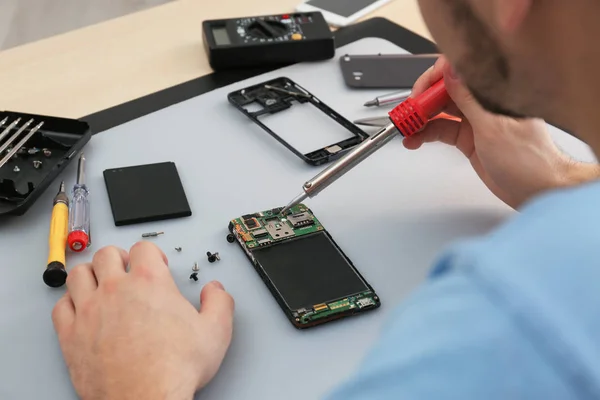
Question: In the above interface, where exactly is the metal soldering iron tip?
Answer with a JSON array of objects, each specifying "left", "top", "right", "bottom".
[
  {"left": 280, "top": 192, "right": 309, "bottom": 215},
  {"left": 363, "top": 100, "right": 377, "bottom": 107}
]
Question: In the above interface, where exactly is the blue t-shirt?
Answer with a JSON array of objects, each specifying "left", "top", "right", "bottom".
[{"left": 327, "top": 181, "right": 600, "bottom": 400}]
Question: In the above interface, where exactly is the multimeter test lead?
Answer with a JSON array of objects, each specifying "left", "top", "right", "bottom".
[
  {"left": 67, "top": 154, "right": 91, "bottom": 252},
  {"left": 280, "top": 78, "right": 451, "bottom": 215}
]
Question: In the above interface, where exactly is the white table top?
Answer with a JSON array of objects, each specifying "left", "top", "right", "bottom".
[{"left": 0, "top": 37, "right": 594, "bottom": 399}]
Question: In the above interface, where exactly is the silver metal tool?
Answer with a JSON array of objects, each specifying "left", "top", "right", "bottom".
[
  {"left": 175, "top": 247, "right": 182, "bottom": 252},
  {"left": 353, "top": 116, "right": 395, "bottom": 128},
  {"left": 0, "top": 118, "right": 22, "bottom": 144},
  {"left": 280, "top": 123, "right": 399, "bottom": 215},
  {"left": 13, "top": 166, "right": 20, "bottom": 173},
  {"left": 281, "top": 77, "right": 454, "bottom": 214},
  {"left": 364, "top": 89, "right": 412, "bottom": 107},
  {"left": 0, "top": 119, "right": 34, "bottom": 155},
  {"left": 0, "top": 121, "right": 44, "bottom": 170},
  {"left": 190, "top": 262, "right": 200, "bottom": 281},
  {"left": 141, "top": 231, "right": 164, "bottom": 238},
  {"left": 0, "top": 117, "right": 7, "bottom": 130},
  {"left": 33, "top": 160, "right": 43, "bottom": 169}
]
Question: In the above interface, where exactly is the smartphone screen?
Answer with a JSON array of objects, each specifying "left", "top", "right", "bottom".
[{"left": 305, "top": 0, "right": 382, "bottom": 17}]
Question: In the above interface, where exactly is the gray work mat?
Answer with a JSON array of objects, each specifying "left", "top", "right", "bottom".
[{"left": 0, "top": 38, "right": 595, "bottom": 399}]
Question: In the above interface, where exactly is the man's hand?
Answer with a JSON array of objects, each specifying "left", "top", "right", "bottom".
[
  {"left": 404, "top": 56, "right": 599, "bottom": 209},
  {"left": 52, "top": 242, "right": 234, "bottom": 400}
]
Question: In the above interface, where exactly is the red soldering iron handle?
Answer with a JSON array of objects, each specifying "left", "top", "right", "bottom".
[{"left": 388, "top": 78, "right": 450, "bottom": 137}]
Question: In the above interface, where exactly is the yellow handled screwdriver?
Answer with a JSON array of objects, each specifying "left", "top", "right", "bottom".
[{"left": 43, "top": 181, "right": 69, "bottom": 288}]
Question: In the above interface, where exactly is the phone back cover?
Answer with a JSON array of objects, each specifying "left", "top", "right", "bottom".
[{"left": 340, "top": 54, "right": 437, "bottom": 88}]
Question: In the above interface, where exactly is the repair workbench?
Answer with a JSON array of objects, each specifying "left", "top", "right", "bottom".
[
  {"left": 0, "top": 9, "right": 596, "bottom": 400},
  {"left": 0, "top": 0, "right": 432, "bottom": 119}
]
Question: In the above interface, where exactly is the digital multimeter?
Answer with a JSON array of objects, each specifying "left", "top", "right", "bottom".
[{"left": 202, "top": 12, "right": 335, "bottom": 70}]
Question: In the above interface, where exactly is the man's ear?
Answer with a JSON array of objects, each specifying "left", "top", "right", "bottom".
[{"left": 494, "top": 0, "right": 533, "bottom": 34}]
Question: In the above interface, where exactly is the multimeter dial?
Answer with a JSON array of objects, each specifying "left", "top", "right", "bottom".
[
  {"left": 203, "top": 12, "right": 334, "bottom": 70},
  {"left": 246, "top": 20, "right": 288, "bottom": 39},
  {"left": 237, "top": 16, "right": 299, "bottom": 43}
]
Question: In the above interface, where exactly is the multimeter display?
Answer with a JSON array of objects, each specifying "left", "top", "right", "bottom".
[
  {"left": 212, "top": 27, "right": 231, "bottom": 46},
  {"left": 202, "top": 12, "right": 334, "bottom": 70}
]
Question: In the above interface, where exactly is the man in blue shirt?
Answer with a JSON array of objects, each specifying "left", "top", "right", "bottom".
[{"left": 51, "top": 1, "right": 600, "bottom": 399}]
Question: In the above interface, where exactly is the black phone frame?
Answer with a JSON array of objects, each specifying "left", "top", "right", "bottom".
[{"left": 228, "top": 77, "right": 369, "bottom": 166}]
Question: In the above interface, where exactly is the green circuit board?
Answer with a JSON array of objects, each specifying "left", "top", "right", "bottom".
[
  {"left": 229, "top": 204, "right": 380, "bottom": 328},
  {"left": 229, "top": 204, "right": 323, "bottom": 249},
  {"left": 296, "top": 292, "right": 378, "bottom": 324}
]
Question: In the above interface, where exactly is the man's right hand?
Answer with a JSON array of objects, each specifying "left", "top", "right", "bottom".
[{"left": 405, "top": 56, "right": 598, "bottom": 209}]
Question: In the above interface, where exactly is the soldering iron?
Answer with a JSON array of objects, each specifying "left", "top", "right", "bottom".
[{"left": 281, "top": 78, "right": 451, "bottom": 214}]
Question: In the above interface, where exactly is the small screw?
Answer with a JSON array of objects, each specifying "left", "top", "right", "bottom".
[
  {"left": 175, "top": 247, "right": 182, "bottom": 252},
  {"left": 13, "top": 166, "right": 20, "bottom": 173},
  {"left": 207, "top": 252, "right": 220, "bottom": 263},
  {"left": 226, "top": 233, "right": 235, "bottom": 243},
  {"left": 28, "top": 148, "right": 40, "bottom": 155},
  {"left": 33, "top": 160, "right": 42, "bottom": 169},
  {"left": 17, "top": 147, "right": 26, "bottom": 156},
  {"left": 43, "top": 148, "right": 52, "bottom": 157},
  {"left": 190, "top": 263, "right": 199, "bottom": 281},
  {"left": 141, "top": 231, "right": 164, "bottom": 238}
]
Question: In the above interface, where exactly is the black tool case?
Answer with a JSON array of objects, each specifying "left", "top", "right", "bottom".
[{"left": 0, "top": 111, "right": 92, "bottom": 218}]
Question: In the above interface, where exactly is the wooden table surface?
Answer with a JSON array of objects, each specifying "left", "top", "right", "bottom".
[{"left": 0, "top": 0, "right": 431, "bottom": 119}]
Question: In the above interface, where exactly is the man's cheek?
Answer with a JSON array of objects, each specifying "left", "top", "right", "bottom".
[{"left": 418, "top": 1, "right": 457, "bottom": 50}]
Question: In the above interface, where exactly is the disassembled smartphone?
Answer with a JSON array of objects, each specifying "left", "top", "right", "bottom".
[
  {"left": 228, "top": 77, "right": 369, "bottom": 166},
  {"left": 228, "top": 204, "right": 380, "bottom": 329}
]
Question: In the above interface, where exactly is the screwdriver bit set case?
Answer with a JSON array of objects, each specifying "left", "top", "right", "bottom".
[{"left": 0, "top": 111, "right": 92, "bottom": 218}]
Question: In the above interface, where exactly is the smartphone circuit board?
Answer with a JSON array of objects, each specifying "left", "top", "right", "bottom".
[
  {"left": 230, "top": 205, "right": 322, "bottom": 249},
  {"left": 228, "top": 205, "right": 380, "bottom": 328}
]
